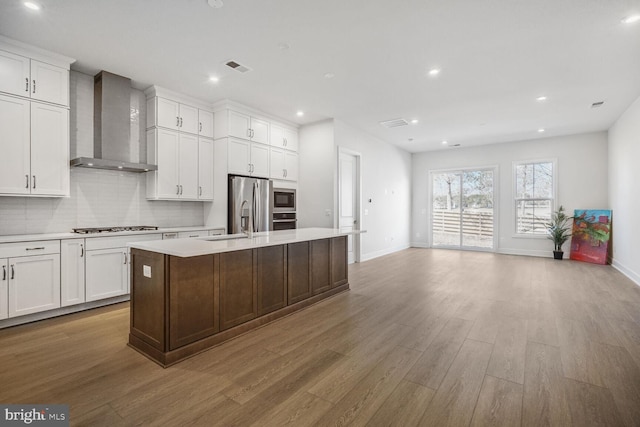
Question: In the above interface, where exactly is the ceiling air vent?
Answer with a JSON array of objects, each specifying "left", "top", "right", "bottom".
[
  {"left": 591, "top": 101, "right": 605, "bottom": 108},
  {"left": 450, "top": 144, "right": 461, "bottom": 147},
  {"left": 380, "top": 118, "right": 409, "bottom": 128},
  {"left": 225, "top": 60, "right": 252, "bottom": 73}
]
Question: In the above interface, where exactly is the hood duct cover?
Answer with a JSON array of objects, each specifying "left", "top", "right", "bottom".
[{"left": 70, "top": 71, "right": 157, "bottom": 173}]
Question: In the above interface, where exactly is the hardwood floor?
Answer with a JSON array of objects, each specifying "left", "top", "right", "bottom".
[{"left": 2, "top": 248, "right": 640, "bottom": 426}]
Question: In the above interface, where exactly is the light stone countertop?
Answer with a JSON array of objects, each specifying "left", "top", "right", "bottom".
[
  {"left": 128, "top": 227, "right": 365, "bottom": 257},
  {"left": 0, "top": 225, "right": 226, "bottom": 244}
]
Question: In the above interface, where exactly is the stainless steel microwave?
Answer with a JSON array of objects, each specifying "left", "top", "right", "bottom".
[{"left": 273, "top": 188, "right": 296, "bottom": 212}]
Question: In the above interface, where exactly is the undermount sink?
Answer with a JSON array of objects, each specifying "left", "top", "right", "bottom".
[{"left": 204, "top": 234, "right": 249, "bottom": 241}]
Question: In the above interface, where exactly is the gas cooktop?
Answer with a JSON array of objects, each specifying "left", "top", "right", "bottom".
[{"left": 72, "top": 226, "right": 159, "bottom": 234}]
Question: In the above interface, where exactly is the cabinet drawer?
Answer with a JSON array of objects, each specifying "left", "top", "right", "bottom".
[
  {"left": 85, "top": 233, "right": 162, "bottom": 251},
  {"left": 178, "top": 231, "right": 208, "bottom": 238},
  {"left": 0, "top": 240, "right": 60, "bottom": 258}
]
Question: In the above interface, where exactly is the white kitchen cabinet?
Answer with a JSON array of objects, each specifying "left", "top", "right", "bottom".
[
  {"left": 147, "top": 128, "right": 199, "bottom": 200},
  {"left": 85, "top": 248, "right": 128, "bottom": 301},
  {"left": 0, "top": 49, "right": 69, "bottom": 106},
  {"left": 0, "top": 94, "right": 69, "bottom": 197},
  {"left": 198, "top": 109, "right": 214, "bottom": 138},
  {"left": 209, "top": 228, "right": 225, "bottom": 236},
  {"left": 270, "top": 148, "right": 299, "bottom": 181},
  {"left": 227, "top": 138, "right": 270, "bottom": 178},
  {"left": 198, "top": 138, "right": 214, "bottom": 200},
  {"left": 178, "top": 230, "right": 208, "bottom": 238},
  {"left": 226, "top": 110, "right": 270, "bottom": 145},
  {"left": 60, "top": 239, "right": 85, "bottom": 307},
  {"left": 270, "top": 124, "right": 298, "bottom": 152},
  {"left": 153, "top": 97, "right": 198, "bottom": 134},
  {"left": 8, "top": 254, "right": 61, "bottom": 317},
  {"left": 0, "top": 258, "right": 8, "bottom": 320}
]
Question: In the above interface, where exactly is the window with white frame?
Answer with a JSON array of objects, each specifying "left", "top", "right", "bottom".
[{"left": 514, "top": 160, "right": 555, "bottom": 235}]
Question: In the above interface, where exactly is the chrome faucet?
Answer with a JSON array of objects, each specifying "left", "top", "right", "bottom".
[{"left": 240, "top": 199, "right": 253, "bottom": 238}]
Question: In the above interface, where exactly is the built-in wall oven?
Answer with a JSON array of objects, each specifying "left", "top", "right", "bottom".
[{"left": 272, "top": 188, "right": 297, "bottom": 230}]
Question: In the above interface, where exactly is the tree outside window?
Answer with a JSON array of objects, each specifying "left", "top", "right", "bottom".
[{"left": 514, "top": 161, "right": 554, "bottom": 234}]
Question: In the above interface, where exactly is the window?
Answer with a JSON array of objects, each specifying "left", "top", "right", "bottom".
[{"left": 514, "top": 160, "right": 555, "bottom": 235}]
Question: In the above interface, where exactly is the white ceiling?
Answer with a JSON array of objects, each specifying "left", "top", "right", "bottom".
[{"left": 1, "top": 0, "right": 639, "bottom": 153}]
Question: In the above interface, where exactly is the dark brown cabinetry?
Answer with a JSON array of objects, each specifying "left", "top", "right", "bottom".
[
  {"left": 257, "top": 245, "right": 287, "bottom": 316},
  {"left": 331, "top": 236, "right": 348, "bottom": 287},
  {"left": 287, "top": 241, "right": 311, "bottom": 304},
  {"left": 311, "top": 239, "right": 331, "bottom": 295},
  {"left": 219, "top": 249, "right": 257, "bottom": 331},
  {"left": 130, "top": 250, "right": 166, "bottom": 351}
]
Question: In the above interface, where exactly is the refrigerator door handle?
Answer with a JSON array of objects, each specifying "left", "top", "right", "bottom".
[{"left": 252, "top": 182, "right": 258, "bottom": 232}]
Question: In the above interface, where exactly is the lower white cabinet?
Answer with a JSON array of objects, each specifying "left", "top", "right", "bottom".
[
  {"left": 85, "top": 248, "right": 129, "bottom": 301},
  {"left": 8, "top": 254, "right": 61, "bottom": 317},
  {"left": 0, "top": 258, "right": 8, "bottom": 320},
  {"left": 60, "top": 239, "right": 85, "bottom": 307}
]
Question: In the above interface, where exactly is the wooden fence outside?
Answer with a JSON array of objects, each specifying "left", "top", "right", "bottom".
[{"left": 432, "top": 210, "right": 493, "bottom": 237}]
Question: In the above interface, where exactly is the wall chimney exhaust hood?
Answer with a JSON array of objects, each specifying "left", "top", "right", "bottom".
[{"left": 70, "top": 71, "right": 157, "bottom": 173}]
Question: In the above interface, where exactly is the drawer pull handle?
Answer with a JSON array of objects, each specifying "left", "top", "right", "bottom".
[{"left": 26, "top": 247, "right": 45, "bottom": 251}]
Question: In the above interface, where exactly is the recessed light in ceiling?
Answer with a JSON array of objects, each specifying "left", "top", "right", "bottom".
[
  {"left": 621, "top": 14, "right": 640, "bottom": 24},
  {"left": 23, "top": 1, "right": 40, "bottom": 10},
  {"left": 441, "top": 140, "right": 448, "bottom": 145},
  {"left": 207, "top": 0, "right": 224, "bottom": 8},
  {"left": 538, "top": 128, "right": 545, "bottom": 133},
  {"left": 296, "top": 111, "right": 304, "bottom": 117},
  {"left": 209, "top": 76, "right": 219, "bottom": 83},
  {"left": 410, "top": 119, "right": 419, "bottom": 124},
  {"left": 428, "top": 68, "right": 441, "bottom": 77},
  {"left": 536, "top": 96, "right": 547, "bottom": 101},
  {"left": 324, "top": 72, "right": 335, "bottom": 79}
]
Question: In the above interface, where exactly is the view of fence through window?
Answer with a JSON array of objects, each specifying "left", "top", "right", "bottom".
[
  {"left": 514, "top": 161, "right": 554, "bottom": 234},
  {"left": 432, "top": 169, "right": 494, "bottom": 249}
]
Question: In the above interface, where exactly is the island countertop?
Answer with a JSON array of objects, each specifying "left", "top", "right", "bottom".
[{"left": 128, "top": 227, "right": 364, "bottom": 257}]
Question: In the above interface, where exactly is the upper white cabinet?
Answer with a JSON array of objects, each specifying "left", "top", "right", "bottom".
[
  {"left": 199, "top": 110, "right": 214, "bottom": 138},
  {"left": 151, "top": 97, "right": 198, "bottom": 134},
  {"left": 227, "top": 138, "right": 270, "bottom": 178},
  {"left": 270, "top": 148, "right": 299, "bottom": 181},
  {"left": 216, "top": 109, "right": 270, "bottom": 145},
  {"left": 198, "top": 138, "right": 214, "bottom": 200},
  {"left": 0, "top": 39, "right": 72, "bottom": 198},
  {"left": 0, "top": 49, "right": 69, "bottom": 106},
  {"left": 270, "top": 124, "right": 298, "bottom": 152}
]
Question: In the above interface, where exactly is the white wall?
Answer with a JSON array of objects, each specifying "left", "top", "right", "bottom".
[
  {"left": 0, "top": 71, "right": 204, "bottom": 235},
  {"left": 412, "top": 132, "right": 609, "bottom": 257},
  {"left": 608, "top": 95, "right": 640, "bottom": 285},
  {"left": 298, "top": 119, "right": 412, "bottom": 261}
]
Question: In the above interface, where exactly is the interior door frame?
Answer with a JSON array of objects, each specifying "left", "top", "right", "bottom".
[
  {"left": 428, "top": 165, "right": 499, "bottom": 252},
  {"left": 337, "top": 147, "right": 362, "bottom": 263}
]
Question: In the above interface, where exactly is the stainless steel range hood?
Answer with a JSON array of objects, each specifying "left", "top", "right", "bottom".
[{"left": 70, "top": 71, "right": 157, "bottom": 173}]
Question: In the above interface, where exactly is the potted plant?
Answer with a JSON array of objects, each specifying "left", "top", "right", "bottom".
[{"left": 545, "top": 205, "right": 573, "bottom": 260}]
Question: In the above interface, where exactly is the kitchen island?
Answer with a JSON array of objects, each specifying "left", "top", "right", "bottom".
[{"left": 127, "top": 228, "right": 360, "bottom": 367}]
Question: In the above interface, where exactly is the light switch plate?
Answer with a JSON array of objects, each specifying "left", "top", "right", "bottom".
[{"left": 143, "top": 265, "right": 151, "bottom": 278}]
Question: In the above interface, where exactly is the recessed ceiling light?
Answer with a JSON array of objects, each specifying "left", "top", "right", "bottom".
[
  {"left": 441, "top": 140, "right": 448, "bottom": 145},
  {"left": 428, "top": 68, "right": 441, "bottom": 77},
  {"left": 536, "top": 96, "right": 547, "bottom": 102},
  {"left": 538, "top": 128, "right": 545, "bottom": 133},
  {"left": 23, "top": 2, "right": 40, "bottom": 10},
  {"left": 324, "top": 72, "right": 335, "bottom": 79},
  {"left": 410, "top": 119, "right": 419, "bottom": 124},
  {"left": 621, "top": 15, "right": 640, "bottom": 24},
  {"left": 207, "top": 0, "right": 224, "bottom": 8},
  {"left": 209, "top": 76, "right": 219, "bottom": 83},
  {"left": 296, "top": 111, "right": 304, "bottom": 117}
]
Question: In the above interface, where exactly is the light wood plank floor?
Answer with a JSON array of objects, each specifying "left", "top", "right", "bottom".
[{"left": 2, "top": 248, "right": 640, "bottom": 426}]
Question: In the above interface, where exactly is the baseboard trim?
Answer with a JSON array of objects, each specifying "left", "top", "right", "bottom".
[
  {"left": 410, "top": 242, "right": 430, "bottom": 248},
  {"left": 612, "top": 259, "right": 640, "bottom": 287},
  {"left": 497, "top": 248, "right": 553, "bottom": 258},
  {"left": 361, "top": 244, "right": 411, "bottom": 262}
]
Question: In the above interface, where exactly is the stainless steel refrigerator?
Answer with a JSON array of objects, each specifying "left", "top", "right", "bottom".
[{"left": 228, "top": 175, "right": 273, "bottom": 234}]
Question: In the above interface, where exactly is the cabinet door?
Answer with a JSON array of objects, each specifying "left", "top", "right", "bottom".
[
  {"left": 284, "top": 151, "right": 299, "bottom": 181},
  {"left": 251, "top": 143, "right": 270, "bottom": 178},
  {"left": 0, "top": 94, "right": 30, "bottom": 195},
  {"left": 178, "top": 134, "right": 199, "bottom": 199},
  {"left": 228, "top": 110, "right": 251, "bottom": 140},
  {"left": 311, "top": 239, "right": 331, "bottom": 295},
  {"left": 250, "top": 117, "right": 270, "bottom": 145},
  {"left": 156, "top": 129, "right": 180, "bottom": 198},
  {"left": 228, "top": 138, "right": 251, "bottom": 175},
  {"left": 269, "top": 147, "right": 285, "bottom": 180},
  {"left": 287, "top": 241, "right": 311, "bottom": 304},
  {"left": 0, "top": 50, "right": 30, "bottom": 98},
  {"left": 219, "top": 249, "right": 257, "bottom": 331},
  {"left": 179, "top": 103, "right": 199, "bottom": 135},
  {"left": 331, "top": 236, "right": 348, "bottom": 287},
  {"left": 283, "top": 128, "right": 298, "bottom": 152},
  {"left": 30, "top": 60, "right": 69, "bottom": 106},
  {"left": 61, "top": 239, "right": 85, "bottom": 307},
  {"left": 85, "top": 248, "right": 128, "bottom": 301},
  {"left": 156, "top": 97, "right": 181, "bottom": 130},
  {"left": 198, "top": 109, "right": 214, "bottom": 138},
  {"left": 8, "top": 254, "right": 61, "bottom": 317},
  {"left": 198, "top": 138, "right": 214, "bottom": 200},
  {"left": 257, "top": 245, "right": 286, "bottom": 316},
  {"left": 30, "top": 103, "right": 69, "bottom": 196},
  {"left": 269, "top": 124, "right": 285, "bottom": 148},
  {"left": 0, "top": 259, "right": 8, "bottom": 320}
]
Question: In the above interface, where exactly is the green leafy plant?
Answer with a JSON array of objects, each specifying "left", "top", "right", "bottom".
[{"left": 545, "top": 205, "right": 573, "bottom": 252}]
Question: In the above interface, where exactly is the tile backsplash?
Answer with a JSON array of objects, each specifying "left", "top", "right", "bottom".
[{"left": 0, "top": 70, "right": 204, "bottom": 236}]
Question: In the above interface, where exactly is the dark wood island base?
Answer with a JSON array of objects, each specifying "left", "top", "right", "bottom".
[{"left": 128, "top": 236, "right": 348, "bottom": 367}]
